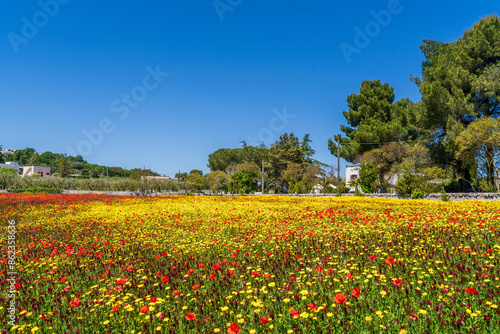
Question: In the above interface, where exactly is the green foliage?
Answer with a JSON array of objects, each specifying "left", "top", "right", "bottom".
[
  {"left": 234, "top": 170, "right": 258, "bottom": 194},
  {"left": 441, "top": 190, "right": 450, "bottom": 202},
  {"left": 329, "top": 80, "right": 413, "bottom": 163},
  {"left": 184, "top": 171, "right": 207, "bottom": 191},
  {"left": 412, "top": 14, "right": 500, "bottom": 187},
  {"left": 411, "top": 188, "right": 425, "bottom": 199},
  {"left": 208, "top": 146, "right": 269, "bottom": 172},
  {"left": 359, "top": 163, "right": 379, "bottom": 193},
  {"left": 207, "top": 170, "right": 229, "bottom": 193},
  {"left": 300, "top": 134, "right": 315, "bottom": 164},
  {"left": 0, "top": 168, "right": 18, "bottom": 174},
  {"left": 57, "top": 157, "right": 73, "bottom": 178},
  {"left": 8, "top": 187, "right": 62, "bottom": 194}
]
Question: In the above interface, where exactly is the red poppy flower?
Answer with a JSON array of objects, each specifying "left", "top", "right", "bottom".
[
  {"left": 227, "top": 270, "right": 234, "bottom": 275},
  {"left": 140, "top": 305, "right": 149, "bottom": 314},
  {"left": 192, "top": 284, "right": 200, "bottom": 290},
  {"left": 204, "top": 317, "right": 211, "bottom": 322},
  {"left": 150, "top": 297, "right": 157, "bottom": 303},
  {"left": 441, "top": 288, "right": 449, "bottom": 293},
  {"left": 307, "top": 303, "right": 318, "bottom": 311},
  {"left": 14, "top": 283, "right": 21, "bottom": 289},
  {"left": 161, "top": 276, "right": 170, "bottom": 283},
  {"left": 352, "top": 287, "right": 360, "bottom": 298},
  {"left": 260, "top": 316, "right": 269, "bottom": 324},
  {"left": 290, "top": 308, "right": 300, "bottom": 318},
  {"left": 465, "top": 287, "right": 478, "bottom": 294},
  {"left": 334, "top": 293, "right": 346, "bottom": 305},
  {"left": 185, "top": 312, "right": 196, "bottom": 320},
  {"left": 69, "top": 298, "right": 81, "bottom": 308},
  {"left": 116, "top": 278, "right": 127, "bottom": 285},
  {"left": 392, "top": 279, "right": 402, "bottom": 287},
  {"left": 63, "top": 285, "right": 70, "bottom": 291},
  {"left": 111, "top": 304, "right": 119, "bottom": 313},
  {"left": 410, "top": 313, "right": 419, "bottom": 320},
  {"left": 173, "top": 290, "right": 180, "bottom": 295},
  {"left": 227, "top": 322, "right": 241, "bottom": 334},
  {"left": 60, "top": 277, "right": 67, "bottom": 282},
  {"left": 368, "top": 255, "right": 377, "bottom": 260},
  {"left": 251, "top": 271, "right": 259, "bottom": 277},
  {"left": 126, "top": 266, "right": 134, "bottom": 271},
  {"left": 264, "top": 274, "right": 271, "bottom": 279},
  {"left": 315, "top": 266, "right": 323, "bottom": 272},
  {"left": 232, "top": 261, "right": 238, "bottom": 266},
  {"left": 212, "top": 263, "right": 221, "bottom": 270},
  {"left": 487, "top": 249, "right": 493, "bottom": 253},
  {"left": 290, "top": 276, "right": 295, "bottom": 281},
  {"left": 209, "top": 273, "right": 216, "bottom": 280},
  {"left": 385, "top": 257, "right": 395, "bottom": 266},
  {"left": 198, "top": 263, "right": 205, "bottom": 267}
]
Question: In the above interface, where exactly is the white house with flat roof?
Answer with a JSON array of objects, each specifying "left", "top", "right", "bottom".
[
  {"left": 20, "top": 166, "right": 52, "bottom": 177},
  {"left": 0, "top": 161, "right": 20, "bottom": 173},
  {"left": 346, "top": 165, "right": 361, "bottom": 192}
]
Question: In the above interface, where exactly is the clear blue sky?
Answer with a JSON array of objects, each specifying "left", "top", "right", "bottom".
[{"left": 1, "top": 0, "right": 498, "bottom": 176}]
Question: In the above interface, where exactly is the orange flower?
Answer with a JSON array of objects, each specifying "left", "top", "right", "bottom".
[
  {"left": 385, "top": 257, "right": 395, "bottom": 266},
  {"left": 60, "top": 276, "right": 67, "bottom": 282},
  {"left": 191, "top": 284, "right": 200, "bottom": 290},
  {"left": 212, "top": 263, "right": 221, "bottom": 270},
  {"left": 334, "top": 293, "right": 346, "bottom": 305},
  {"left": 161, "top": 276, "right": 170, "bottom": 283},
  {"left": 111, "top": 304, "right": 119, "bottom": 312},
  {"left": 209, "top": 273, "right": 216, "bottom": 280},
  {"left": 140, "top": 305, "right": 149, "bottom": 314},
  {"left": 185, "top": 312, "right": 196, "bottom": 320},
  {"left": 173, "top": 290, "right": 181, "bottom": 295},
  {"left": 352, "top": 287, "right": 360, "bottom": 298},
  {"left": 227, "top": 322, "right": 241, "bottom": 334}
]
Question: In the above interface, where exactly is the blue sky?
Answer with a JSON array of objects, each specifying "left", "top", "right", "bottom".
[{"left": 1, "top": 0, "right": 499, "bottom": 176}]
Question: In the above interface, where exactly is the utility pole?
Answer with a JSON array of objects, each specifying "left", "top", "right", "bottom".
[
  {"left": 337, "top": 138, "right": 340, "bottom": 197},
  {"left": 232, "top": 163, "right": 235, "bottom": 196},
  {"left": 261, "top": 160, "right": 265, "bottom": 194},
  {"left": 106, "top": 166, "right": 109, "bottom": 182}
]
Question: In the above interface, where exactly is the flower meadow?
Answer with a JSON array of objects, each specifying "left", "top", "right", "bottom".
[{"left": 1, "top": 194, "right": 500, "bottom": 334}]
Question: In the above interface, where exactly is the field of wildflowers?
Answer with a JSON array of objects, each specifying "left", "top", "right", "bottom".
[{"left": 1, "top": 194, "right": 500, "bottom": 333}]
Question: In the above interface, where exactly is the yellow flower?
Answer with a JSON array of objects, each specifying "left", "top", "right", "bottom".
[
  {"left": 419, "top": 309, "right": 427, "bottom": 315},
  {"left": 327, "top": 312, "right": 333, "bottom": 317},
  {"left": 380, "top": 291, "right": 387, "bottom": 296},
  {"left": 214, "top": 330, "right": 220, "bottom": 333},
  {"left": 365, "top": 316, "right": 372, "bottom": 322}
]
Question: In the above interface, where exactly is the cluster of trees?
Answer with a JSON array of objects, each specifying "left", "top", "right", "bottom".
[
  {"left": 202, "top": 133, "right": 343, "bottom": 194},
  {"left": 0, "top": 147, "right": 159, "bottom": 179},
  {"left": 329, "top": 15, "right": 500, "bottom": 194}
]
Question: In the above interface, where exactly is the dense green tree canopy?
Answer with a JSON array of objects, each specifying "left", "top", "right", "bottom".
[{"left": 329, "top": 80, "right": 412, "bottom": 163}]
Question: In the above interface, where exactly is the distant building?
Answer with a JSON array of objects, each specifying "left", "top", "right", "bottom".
[
  {"left": 312, "top": 184, "right": 324, "bottom": 194},
  {"left": 346, "top": 165, "right": 361, "bottom": 192},
  {"left": 0, "top": 149, "right": 15, "bottom": 155},
  {"left": 141, "top": 175, "right": 171, "bottom": 181},
  {"left": 20, "top": 166, "right": 52, "bottom": 177},
  {"left": 0, "top": 161, "right": 20, "bottom": 173}
]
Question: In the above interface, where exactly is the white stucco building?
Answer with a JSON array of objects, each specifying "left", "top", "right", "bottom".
[
  {"left": 0, "top": 161, "right": 20, "bottom": 173},
  {"left": 20, "top": 166, "right": 52, "bottom": 177},
  {"left": 346, "top": 165, "right": 360, "bottom": 192}
]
